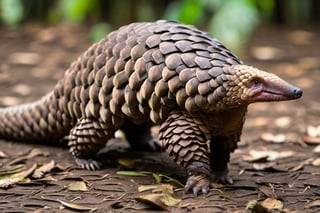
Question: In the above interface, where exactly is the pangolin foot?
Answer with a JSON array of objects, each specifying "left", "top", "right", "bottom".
[
  {"left": 211, "top": 170, "right": 233, "bottom": 184},
  {"left": 75, "top": 158, "right": 102, "bottom": 170},
  {"left": 185, "top": 174, "right": 210, "bottom": 195}
]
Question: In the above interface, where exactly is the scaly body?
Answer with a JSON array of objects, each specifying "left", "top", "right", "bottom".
[{"left": 0, "top": 20, "right": 302, "bottom": 194}]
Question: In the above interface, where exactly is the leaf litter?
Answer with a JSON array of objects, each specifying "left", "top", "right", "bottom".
[
  {"left": 57, "top": 199, "right": 97, "bottom": 211},
  {"left": 135, "top": 184, "right": 181, "bottom": 210},
  {"left": 67, "top": 181, "right": 88, "bottom": 192},
  {"left": 0, "top": 163, "right": 37, "bottom": 188},
  {"left": 32, "top": 160, "right": 55, "bottom": 178}
]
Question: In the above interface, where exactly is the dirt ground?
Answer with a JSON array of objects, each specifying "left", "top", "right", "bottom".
[{"left": 0, "top": 23, "right": 319, "bottom": 212}]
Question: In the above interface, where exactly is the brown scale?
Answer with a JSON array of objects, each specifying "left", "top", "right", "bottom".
[{"left": 0, "top": 20, "right": 302, "bottom": 195}]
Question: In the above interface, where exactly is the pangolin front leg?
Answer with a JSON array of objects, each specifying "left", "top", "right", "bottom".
[
  {"left": 159, "top": 110, "right": 211, "bottom": 195},
  {"left": 210, "top": 135, "right": 238, "bottom": 184},
  {"left": 68, "top": 118, "right": 114, "bottom": 170}
]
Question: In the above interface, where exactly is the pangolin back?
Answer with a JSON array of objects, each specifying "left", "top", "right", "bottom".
[{"left": 0, "top": 20, "right": 242, "bottom": 143}]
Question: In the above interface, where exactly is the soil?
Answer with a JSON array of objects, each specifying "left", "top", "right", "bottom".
[{"left": 0, "top": 23, "right": 319, "bottom": 212}]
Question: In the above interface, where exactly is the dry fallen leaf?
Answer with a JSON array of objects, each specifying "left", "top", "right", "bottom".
[
  {"left": 246, "top": 200, "right": 268, "bottom": 213},
  {"left": 312, "top": 158, "right": 320, "bottom": 166},
  {"left": 274, "top": 116, "right": 291, "bottom": 128},
  {"left": 305, "top": 199, "right": 320, "bottom": 209},
  {"left": 117, "top": 158, "right": 141, "bottom": 168},
  {"left": 9, "top": 148, "right": 49, "bottom": 166},
  {"left": 67, "top": 181, "right": 88, "bottom": 191},
  {"left": 244, "top": 150, "right": 294, "bottom": 162},
  {"left": 303, "top": 136, "right": 320, "bottom": 145},
  {"left": 252, "top": 162, "right": 286, "bottom": 172},
  {"left": 307, "top": 125, "right": 320, "bottom": 137},
  {"left": 136, "top": 184, "right": 181, "bottom": 210},
  {"left": 57, "top": 200, "right": 96, "bottom": 211},
  {"left": 289, "top": 158, "right": 313, "bottom": 172},
  {"left": 0, "top": 150, "right": 8, "bottom": 158},
  {"left": 260, "top": 133, "right": 286, "bottom": 143},
  {"left": 138, "top": 184, "right": 174, "bottom": 193},
  {"left": 261, "top": 198, "right": 283, "bottom": 210},
  {"left": 0, "top": 164, "right": 37, "bottom": 188},
  {"left": 258, "top": 185, "right": 277, "bottom": 198},
  {"left": 314, "top": 145, "right": 320, "bottom": 153},
  {"left": 33, "top": 160, "right": 55, "bottom": 179},
  {"left": 135, "top": 193, "right": 169, "bottom": 210}
]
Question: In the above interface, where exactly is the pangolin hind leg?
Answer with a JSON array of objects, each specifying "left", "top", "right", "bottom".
[
  {"left": 68, "top": 118, "right": 115, "bottom": 170},
  {"left": 159, "top": 110, "right": 211, "bottom": 195},
  {"left": 122, "top": 122, "right": 161, "bottom": 151},
  {"left": 210, "top": 135, "right": 237, "bottom": 184}
]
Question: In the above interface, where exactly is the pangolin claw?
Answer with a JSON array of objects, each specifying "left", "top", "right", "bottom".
[
  {"left": 75, "top": 158, "right": 102, "bottom": 170},
  {"left": 185, "top": 175, "right": 210, "bottom": 196},
  {"left": 211, "top": 170, "right": 234, "bottom": 185}
]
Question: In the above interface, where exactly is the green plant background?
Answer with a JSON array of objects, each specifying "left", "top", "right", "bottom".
[{"left": 0, "top": 0, "right": 319, "bottom": 51}]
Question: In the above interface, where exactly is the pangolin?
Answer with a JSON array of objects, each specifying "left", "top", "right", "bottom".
[{"left": 0, "top": 20, "right": 302, "bottom": 195}]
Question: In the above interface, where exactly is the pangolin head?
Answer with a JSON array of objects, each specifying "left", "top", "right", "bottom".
[{"left": 220, "top": 65, "right": 302, "bottom": 108}]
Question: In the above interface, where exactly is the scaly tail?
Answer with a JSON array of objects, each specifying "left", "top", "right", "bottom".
[{"left": 0, "top": 92, "right": 74, "bottom": 144}]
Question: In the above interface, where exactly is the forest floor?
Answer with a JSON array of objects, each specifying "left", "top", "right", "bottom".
[{"left": 0, "top": 23, "right": 319, "bottom": 212}]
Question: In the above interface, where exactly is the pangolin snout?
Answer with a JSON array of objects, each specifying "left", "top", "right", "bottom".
[{"left": 292, "top": 87, "right": 303, "bottom": 99}]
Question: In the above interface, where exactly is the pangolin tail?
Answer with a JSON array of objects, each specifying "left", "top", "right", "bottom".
[{"left": 0, "top": 92, "right": 73, "bottom": 144}]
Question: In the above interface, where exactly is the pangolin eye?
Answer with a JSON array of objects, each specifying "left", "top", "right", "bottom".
[{"left": 251, "top": 78, "right": 261, "bottom": 86}]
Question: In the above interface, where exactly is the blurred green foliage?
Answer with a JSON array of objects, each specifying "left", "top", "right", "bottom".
[
  {"left": 55, "top": 0, "right": 100, "bottom": 23},
  {"left": 0, "top": 0, "right": 23, "bottom": 26},
  {"left": 207, "top": 0, "right": 259, "bottom": 52},
  {"left": 0, "top": 0, "right": 319, "bottom": 51}
]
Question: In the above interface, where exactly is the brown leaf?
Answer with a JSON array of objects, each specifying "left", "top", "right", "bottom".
[
  {"left": 0, "top": 164, "right": 37, "bottom": 188},
  {"left": 9, "top": 148, "right": 50, "bottom": 166},
  {"left": 303, "top": 136, "right": 320, "bottom": 145},
  {"left": 135, "top": 192, "right": 181, "bottom": 211},
  {"left": 138, "top": 184, "right": 174, "bottom": 193},
  {"left": 289, "top": 158, "right": 313, "bottom": 172},
  {"left": 261, "top": 198, "right": 283, "bottom": 210},
  {"left": 312, "top": 158, "right": 320, "bottom": 166},
  {"left": 33, "top": 160, "right": 55, "bottom": 179},
  {"left": 117, "top": 158, "right": 141, "bottom": 168},
  {"left": 314, "top": 145, "right": 320, "bottom": 153},
  {"left": 274, "top": 116, "right": 291, "bottom": 128},
  {"left": 246, "top": 200, "right": 268, "bottom": 213},
  {"left": 244, "top": 150, "right": 294, "bottom": 162},
  {"left": 258, "top": 185, "right": 277, "bottom": 198},
  {"left": 252, "top": 162, "right": 286, "bottom": 172},
  {"left": 136, "top": 193, "right": 168, "bottom": 210},
  {"left": 136, "top": 184, "right": 181, "bottom": 210},
  {"left": 305, "top": 200, "right": 320, "bottom": 208},
  {"left": 260, "top": 133, "right": 286, "bottom": 143},
  {"left": 0, "top": 150, "right": 8, "bottom": 158},
  {"left": 57, "top": 200, "right": 96, "bottom": 211},
  {"left": 67, "top": 181, "right": 88, "bottom": 192},
  {"left": 307, "top": 125, "right": 320, "bottom": 137}
]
